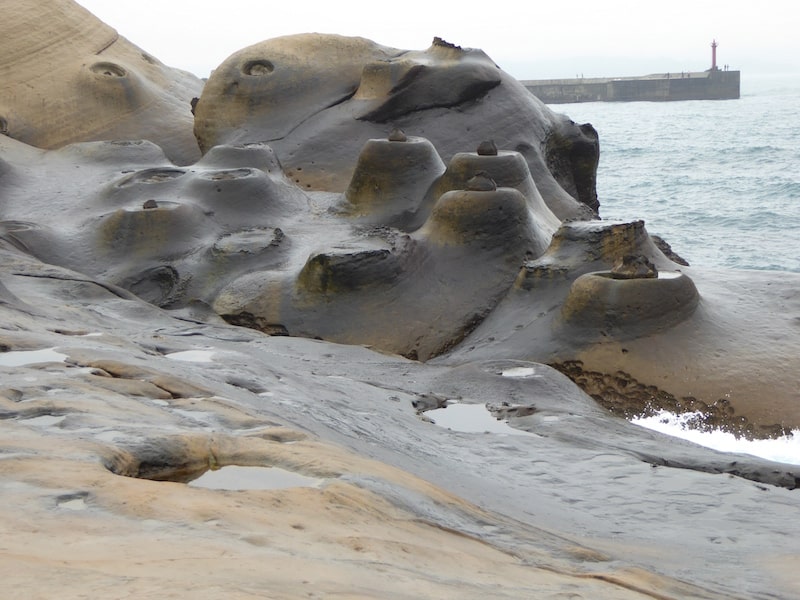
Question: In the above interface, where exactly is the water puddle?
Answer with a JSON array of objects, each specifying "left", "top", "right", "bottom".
[
  {"left": 501, "top": 366, "right": 539, "bottom": 378},
  {"left": 95, "top": 430, "right": 126, "bottom": 442},
  {"left": 166, "top": 349, "right": 215, "bottom": 362},
  {"left": 426, "top": 402, "right": 536, "bottom": 436},
  {"left": 188, "top": 465, "right": 324, "bottom": 490},
  {"left": 21, "top": 414, "right": 66, "bottom": 427},
  {"left": 0, "top": 348, "right": 67, "bottom": 367},
  {"left": 171, "top": 408, "right": 216, "bottom": 426},
  {"left": 632, "top": 410, "right": 800, "bottom": 465},
  {"left": 57, "top": 497, "right": 88, "bottom": 511}
]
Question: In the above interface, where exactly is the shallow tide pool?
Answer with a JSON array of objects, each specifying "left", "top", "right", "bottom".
[
  {"left": 426, "top": 403, "right": 537, "bottom": 436},
  {"left": 0, "top": 348, "right": 67, "bottom": 367},
  {"left": 166, "top": 349, "right": 215, "bottom": 362},
  {"left": 188, "top": 465, "right": 324, "bottom": 490}
]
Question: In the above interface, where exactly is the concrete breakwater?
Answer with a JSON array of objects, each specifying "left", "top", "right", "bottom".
[{"left": 521, "top": 69, "right": 740, "bottom": 103}]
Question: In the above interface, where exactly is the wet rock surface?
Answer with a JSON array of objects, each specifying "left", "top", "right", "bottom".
[
  {"left": 2, "top": 248, "right": 799, "bottom": 599},
  {"left": 1, "top": 3, "right": 799, "bottom": 598}
]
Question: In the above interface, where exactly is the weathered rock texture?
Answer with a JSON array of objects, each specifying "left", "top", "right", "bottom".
[
  {"left": 1, "top": 3, "right": 800, "bottom": 599},
  {"left": 442, "top": 220, "right": 800, "bottom": 436},
  {"left": 193, "top": 34, "right": 599, "bottom": 221},
  {"left": 0, "top": 0, "right": 203, "bottom": 164}
]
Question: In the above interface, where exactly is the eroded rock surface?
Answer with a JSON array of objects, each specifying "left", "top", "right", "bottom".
[
  {"left": 193, "top": 34, "right": 599, "bottom": 221},
  {"left": 0, "top": 0, "right": 203, "bottom": 164},
  {"left": 2, "top": 5, "right": 800, "bottom": 598},
  {"left": 443, "top": 220, "right": 800, "bottom": 435},
  {"left": 1, "top": 246, "right": 799, "bottom": 599}
]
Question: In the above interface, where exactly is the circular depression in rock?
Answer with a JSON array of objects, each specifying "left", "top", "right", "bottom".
[
  {"left": 199, "top": 168, "right": 258, "bottom": 181},
  {"left": 243, "top": 60, "right": 275, "bottom": 76},
  {"left": 90, "top": 61, "right": 127, "bottom": 77},
  {"left": 116, "top": 168, "right": 187, "bottom": 186}
]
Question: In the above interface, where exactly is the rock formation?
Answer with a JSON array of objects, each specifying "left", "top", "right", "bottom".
[
  {"left": 0, "top": 0, "right": 203, "bottom": 164},
  {"left": 193, "top": 34, "right": 599, "bottom": 221},
  {"left": 1, "top": 2, "right": 800, "bottom": 598}
]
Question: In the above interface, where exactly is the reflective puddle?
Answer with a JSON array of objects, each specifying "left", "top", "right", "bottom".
[
  {"left": 426, "top": 403, "right": 537, "bottom": 436},
  {"left": 166, "top": 349, "right": 215, "bottom": 362},
  {"left": 0, "top": 348, "right": 67, "bottom": 367},
  {"left": 632, "top": 410, "right": 800, "bottom": 465},
  {"left": 58, "top": 497, "right": 88, "bottom": 511},
  {"left": 188, "top": 465, "right": 324, "bottom": 490},
  {"left": 21, "top": 415, "right": 66, "bottom": 427},
  {"left": 500, "top": 366, "right": 539, "bottom": 378}
]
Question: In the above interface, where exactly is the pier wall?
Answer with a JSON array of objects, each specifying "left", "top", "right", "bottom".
[{"left": 521, "top": 70, "right": 740, "bottom": 104}]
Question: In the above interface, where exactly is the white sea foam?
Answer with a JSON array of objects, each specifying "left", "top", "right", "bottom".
[{"left": 632, "top": 410, "right": 800, "bottom": 465}]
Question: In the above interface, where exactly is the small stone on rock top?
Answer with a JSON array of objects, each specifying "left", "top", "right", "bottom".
[
  {"left": 466, "top": 171, "right": 497, "bottom": 191},
  {"left": 476, "top": 140, "right": 498, "bottom": 156},
  {"left": 143, "top": 199, "right": 159, "bottom": 209},
  {"left": 611, "top": 254, "right": 658, "bottom": 279},
  {"left": 388, "top": 128, "right": 407, "bottom": 142}
]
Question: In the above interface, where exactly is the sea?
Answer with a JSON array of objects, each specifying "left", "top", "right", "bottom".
[
  {"left": 551, "top": 75, "right": 800, "bottom": 457},
  {"left": 549, "top": 73, "right": 800, "bottom": 273}
]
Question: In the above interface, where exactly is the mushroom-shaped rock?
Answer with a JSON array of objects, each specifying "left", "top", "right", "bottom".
[
  {"left": 430, "top": 151, "right": 559, "bottom": 226},
  {"left": 517, "top": 219, "right": 679, "bottom": 290},
  {"left": 94, "top": 203, "right": 213, "bottom": 263},
  {"left": 191, "top": 33, "right": 599, "bottom": 218},
  {"left": 426, "top": 150, "right": 560, "bottom": 254},
  {"left": 184, "top": 167, "right": 305, "bottom": 225},
  {"left": 341, "top": 135, "right": 446, "bottom": 229},
  {"left": 419, "top": 185, "right": 547, "bottom": 257},
  {"left": 195, "top": 142, "right": 284, "bottom": 175},
  {"left": 560, "top": 270, "right": 699, "bottom": 336}
]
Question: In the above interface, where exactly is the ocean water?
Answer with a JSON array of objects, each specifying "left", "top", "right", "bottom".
[
  {"left": 550, "top": 76, "right": 800, "bottom": 454},
  {"left": 549, "top": 73, "right": 800, "bottom": 272}
]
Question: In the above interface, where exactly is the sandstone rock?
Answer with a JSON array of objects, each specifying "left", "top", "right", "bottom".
[
  {"left": 193, "top": 33, "right": 599, "bottom": 220},
  {"left": 341, "top": 135, "right": 445, "bottom": 229},
  {"left": 2, "top": 8, "right": 800, "bottom": 598},
  {"left": 0, "top": 0, "right": 203, "bottom": 164}
]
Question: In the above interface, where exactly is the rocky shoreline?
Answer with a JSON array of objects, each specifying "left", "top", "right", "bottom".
[{"left": 2, "top": 2, "right": 798, "bottom": 598}]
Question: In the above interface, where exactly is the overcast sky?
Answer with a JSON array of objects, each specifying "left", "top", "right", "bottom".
[{"left": 76, "top": 1, "right": 799, "bottom": 80}]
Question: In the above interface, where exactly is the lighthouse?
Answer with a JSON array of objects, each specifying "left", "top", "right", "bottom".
[{"left": 711, "top": 39, "right": 718, "bottom": 70}]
